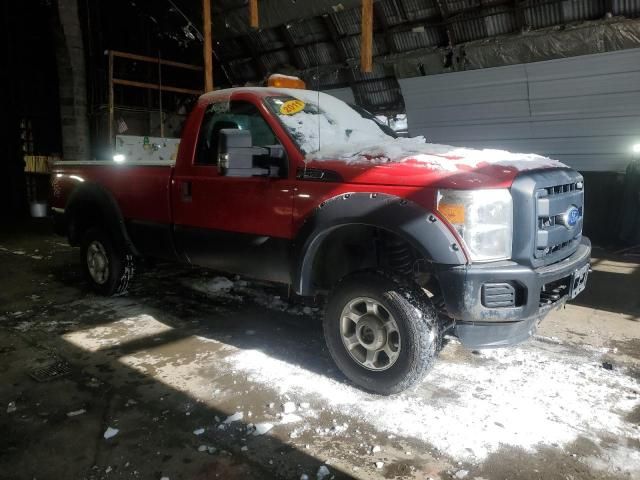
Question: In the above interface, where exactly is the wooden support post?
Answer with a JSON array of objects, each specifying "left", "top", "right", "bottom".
[
  {"left": 249, "top": 0, "right": 259, "bottom": 29},
  {"left": 202, "top": 0, "right": 213, "bottom": 92},
  {"left": 361, "top": 0, "right": 374, "bottom": 73}
]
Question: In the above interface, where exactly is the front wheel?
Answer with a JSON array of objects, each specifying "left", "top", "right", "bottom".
[
  {"left": 80, "top": 228, "right": 135, "bottom": 296},
  {"left": 324, "top": 271, "right": 439, "bottom": 395}
]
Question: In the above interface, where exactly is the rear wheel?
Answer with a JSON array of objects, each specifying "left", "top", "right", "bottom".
[
  {"left": 324, "top": 271, "right": 439, "bottom": 395},
  {"left": 80, "top": 228, "right": 134, "bottom": 296}
]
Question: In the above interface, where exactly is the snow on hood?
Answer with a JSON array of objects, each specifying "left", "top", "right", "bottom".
[
  {"left": 273, "top": 88, "right": 567, "bottom": 172},
  {"left": 309, "top": 136, "right": 568, "bottom": 173}
]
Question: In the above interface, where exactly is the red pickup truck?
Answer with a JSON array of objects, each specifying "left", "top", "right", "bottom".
[{"left": 51, "top": 77, "right": 591, "bottom": 394}]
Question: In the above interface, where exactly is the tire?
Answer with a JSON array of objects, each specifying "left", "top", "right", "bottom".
[
  {"left": 80, "top": 227, "right": 135, "bottom": 296},
  {"left": 324, "top": 271, "right": 439, "bottom": 395}
]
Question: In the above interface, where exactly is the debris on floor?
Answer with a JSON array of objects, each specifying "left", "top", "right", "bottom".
[
  {"left": 253, "top": 422, "right": 274, "bottom": 436},
  {"left": 28, "top": 360, "right": 72, "bottom": 382},
  {"left": 103, "top": 427, "right": 119, "bottom": 439},
  {"left": 66, "top": 409, "right": 86, "bottom": 417}
]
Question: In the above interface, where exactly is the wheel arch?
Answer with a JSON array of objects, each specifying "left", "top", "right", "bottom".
[
  {"left": 65, "top": 183, "right": 139, "bottom": 255},
  {"left": 293, "top": 192, "right": 467, "bottom": 296}
]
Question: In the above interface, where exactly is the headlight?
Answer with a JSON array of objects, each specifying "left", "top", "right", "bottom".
[{"left": 437, "top": 189, "right": 513, "bottom": 262}]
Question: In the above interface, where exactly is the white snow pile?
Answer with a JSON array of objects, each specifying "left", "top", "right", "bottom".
[
  {"left": 316, "top": 465, "right": 331, "bottom": 480},
  {"left": 223, "top": 411, "right": 244, "bottom": 423},
  {"left": 279, "top": 413, "right": 303, "bottom": 425},
  {"left": 275, "top": 88, "right": 565, "bottom": 172},
  {"left": 187, "top": 276, "right": 235, "bottom": 295},
  {"left": 281, "top": 401, "right": 296, "bottom": 414},
  {"left": 221, "top": 341, "right": 640, "bottom": 475},
  {"left": 252, "top": 422, "right": 274, "bottom": 436}
]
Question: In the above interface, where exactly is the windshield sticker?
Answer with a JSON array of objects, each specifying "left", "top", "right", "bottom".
[{"left": 280, "top": 99, "right": 305, "bottom": 116}]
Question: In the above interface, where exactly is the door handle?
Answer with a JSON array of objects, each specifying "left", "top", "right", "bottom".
[{"left": 181, "top": 181, "right": 192, "bottom": 202}]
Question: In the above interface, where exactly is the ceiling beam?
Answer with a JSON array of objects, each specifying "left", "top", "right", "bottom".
[{"left": 432, "top": 0, "right": 456, "bottom": 46}]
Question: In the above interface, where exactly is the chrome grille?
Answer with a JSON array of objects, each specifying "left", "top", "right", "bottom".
[
  {"left": 535, "top": 180, "right": 584, "bottom": 261},
  {"left": 510, "top": 169, "right": 584, "bottom": 268}
]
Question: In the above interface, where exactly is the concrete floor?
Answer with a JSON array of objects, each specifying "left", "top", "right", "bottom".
[{"left": 1, "top": 220, "right": 639, "bottom": 480}]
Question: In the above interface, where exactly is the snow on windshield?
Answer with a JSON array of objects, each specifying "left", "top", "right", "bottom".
[
  {"left": 271, "top": 88, "right": 567, "bottom": 172},
  {"left": 269, "top": 89, "right": 394, "bottom": 155}
]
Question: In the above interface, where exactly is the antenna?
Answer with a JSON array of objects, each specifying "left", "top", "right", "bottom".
[{"left": 315, "top": 34, "right": 321, "bottom": 156}]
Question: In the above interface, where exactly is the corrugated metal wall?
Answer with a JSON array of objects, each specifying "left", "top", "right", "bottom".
[
  {"left": 323, "top": 87, "right": 356, "bottom": 104},
  {"left": 400, "top": 48, "right": 640, "bottom": 172}
]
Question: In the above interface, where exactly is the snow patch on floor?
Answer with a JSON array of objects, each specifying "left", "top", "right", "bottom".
[
  {"left": 222, "top": 342, "right": 640, "bottom": 474},
  {"left": 0, "top": 245, "right": 46, "bottom": 260}
]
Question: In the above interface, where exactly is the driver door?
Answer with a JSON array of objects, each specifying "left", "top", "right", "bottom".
[{"left": 172, "top": 98, "right": 295, "bottom": 283}]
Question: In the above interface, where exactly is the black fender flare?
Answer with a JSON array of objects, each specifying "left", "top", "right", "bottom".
[
  {"left": 292, "top": 192, "right": 467, "bottom": 295},
  {"left": 65, "top": 182, "right": 139, "bottom": 256}
]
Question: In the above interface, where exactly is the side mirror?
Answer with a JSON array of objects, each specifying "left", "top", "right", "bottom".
[
  {"left": 218, "top": 129, "right": 286, "bottom": 178},
  {"left": 218, "top": 129, "right": 267, "bottom": 177}
]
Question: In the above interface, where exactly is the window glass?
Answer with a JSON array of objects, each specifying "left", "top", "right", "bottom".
[{"left": 195, "top": 100, "right": 279, "bottom": 165}]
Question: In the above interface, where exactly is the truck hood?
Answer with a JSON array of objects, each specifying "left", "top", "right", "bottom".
[{"left": 303, "top": 137, "right": 568, "bottom": 189}]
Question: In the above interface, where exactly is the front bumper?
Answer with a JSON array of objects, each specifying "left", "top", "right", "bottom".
[{"left": 437, "top": 237, "right": 591, "bottom": 348}]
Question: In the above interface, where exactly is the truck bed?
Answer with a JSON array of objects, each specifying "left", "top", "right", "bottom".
[{"left": 51, "top": 161, "right": 174, "bottom": 227}]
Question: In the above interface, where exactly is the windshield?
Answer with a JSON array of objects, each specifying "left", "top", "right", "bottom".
[{"left": 264, "top": 90, "right": 396, "bottom": 157}]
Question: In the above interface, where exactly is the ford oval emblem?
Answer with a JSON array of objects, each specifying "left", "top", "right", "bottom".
[{"left": 562, "top": 205, "right": 581, "bottom": 228}]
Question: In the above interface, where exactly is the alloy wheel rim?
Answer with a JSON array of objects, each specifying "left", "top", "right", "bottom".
[
  {"left": 86, "top": 240, "right": 109, "bottom": 285},
  {"left": 339, "top": 297, "right": 401, "bottom": 371}
]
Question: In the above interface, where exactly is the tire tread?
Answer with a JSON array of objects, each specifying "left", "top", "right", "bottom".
[{"left": 324, "top": 270, "right": 440, "bottom": 395}]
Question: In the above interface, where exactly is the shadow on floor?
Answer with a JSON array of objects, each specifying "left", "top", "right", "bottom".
[{"left": 571, "top": 256, "right": 640, "bottom": 320}]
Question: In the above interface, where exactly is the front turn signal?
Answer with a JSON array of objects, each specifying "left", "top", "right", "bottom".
[{"left": 437, "top": 203, "right": 465, "bottom": 224}]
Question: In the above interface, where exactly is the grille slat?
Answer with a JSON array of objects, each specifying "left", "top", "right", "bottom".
[{"left": 545, "top": 182, "right": 578, "bottom": 196}]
